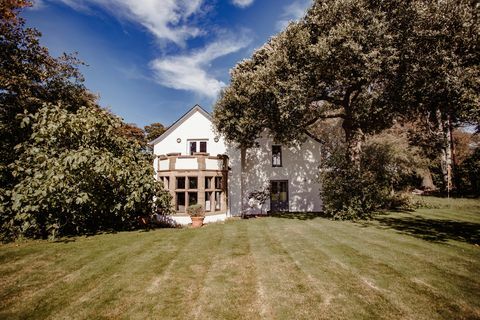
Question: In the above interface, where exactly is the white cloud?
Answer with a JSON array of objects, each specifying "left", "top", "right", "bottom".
[
  {"left": 276, "top": 0, "right": 312, "bottom": 30},
  {"left": 56, "top": 0, "right": 252, "bottom": 97},
  {"left": 151, "top": 35, "right": 251, "bottom": 98},
  {"left": 231, "top": 0, "right": 254, "bottom": 8},
  {"left": 57, "top": 0, "right": 204, "bottom": 45}
]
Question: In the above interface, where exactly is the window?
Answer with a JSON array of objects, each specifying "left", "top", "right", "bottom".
[
  {"left": 215, "top": 191, "right": 221, "bottom": 210},
  {"left": 272, "top": 145, "right": 282, "bottom": 167},
  {"left": 205, "top": 192, "right": 212, "bottom": 211},
  {"left": 215, "top": 177, "right": 222, "bottom": 189},
  {"left": 205, "top": 177, "right": 212, "bottom": 189},
  {"left": 165, "top": 176, "right": 170, "bottom": 189},
  {"left": 189, "top": 141, "right": 197, "bottom": 155},
  {"left": 188, "top": 140, "right": 207, "bottom": 155},
  {"left": 189, "top": 177, "right": 198, "bottom": 189},
  {"left": 176, "top": 177, "right": 185, "bottom": 189},
  {"left": 188, "top": 192, "right": 198, "bottom": 206},
  {"left": 200, "top": 141, "right": 207, "bottom": 153},
  {"left": 176, "top": 192, "right": 185, "bottom": 212}
]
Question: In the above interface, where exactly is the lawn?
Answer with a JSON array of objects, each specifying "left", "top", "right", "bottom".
[{"left": 1, "top": 197, "right": 479, "bottom": 320}]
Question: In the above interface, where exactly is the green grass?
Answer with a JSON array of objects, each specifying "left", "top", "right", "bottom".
[{"left": 1, "top": 197, "right": 479, "bottom": 319}]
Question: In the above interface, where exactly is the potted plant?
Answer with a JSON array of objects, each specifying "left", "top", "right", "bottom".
[{"left": 187, "top": 204, "right": 205, "bottom": 228}]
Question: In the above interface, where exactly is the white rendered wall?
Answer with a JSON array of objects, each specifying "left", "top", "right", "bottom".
[
  {"left": 153, "top": 111, "right": 227, "bottom": 157},
  {"left": 227, "top": 133, "right": 322, "bottom": 215},
  {"left": 175, "top": 158, "right": 198, "bottom": 170},
  {"left": 158, "top": 159, "right": 169, "bottom": 170}
]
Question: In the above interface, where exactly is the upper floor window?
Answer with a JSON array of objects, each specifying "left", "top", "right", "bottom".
[
  {"left": 188, "top": 140, "right": 207, "bottom": 155},
  {"left": 272, "top": 145, "right": 282, "bottom": 167}
]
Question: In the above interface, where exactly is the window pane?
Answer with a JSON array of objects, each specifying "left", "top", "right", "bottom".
[
  {"left": 188, "top": 192, "right": 198, "bottom": 206},
  {"left": 215, "top": 177, "right": 222, "bottom": 189},
  {"left": 215, "top": 191, "right": 221, "bottom": 210},
  {"left": 205, "top": 177, "right": 212, "bottom": 189},
  {"left": 189, "top": 141, "right": 197, "bottom": 155},
  {"left": 272, "top": 145, "right": 282, "bottom": 167},
  {"left": 189, "top": 177, "right": 198, "bottom": 189},
  {"left": 205, "top": 192, "right": 211, "bottom": 211},
  {"left": 200, "top": 141, "right": 207, "bottom": 153},
  {"left": 176, "top": 192, "right": 185, "bottom": 212},
  {"left": 177, "top": 177, "right": 185, "bottom": 189}
]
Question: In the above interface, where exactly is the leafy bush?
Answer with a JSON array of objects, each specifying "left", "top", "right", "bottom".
[
  {"left": 1, "top": 105, "right": 172, "bottom": 240},
  {"left": 456, "top": 148, "right": 480, "bottom": 196},
  {"left": 320, "top": 133, "right": 424, "bottom": 219},
  {"left": 187, "top": 204, "right": 204, "bottom": 217}
]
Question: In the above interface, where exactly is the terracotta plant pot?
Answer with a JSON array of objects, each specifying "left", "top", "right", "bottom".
[{"left": 191, "top": 216, "right": 205, "bottom": 228}]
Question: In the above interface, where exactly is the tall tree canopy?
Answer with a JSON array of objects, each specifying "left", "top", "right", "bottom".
[{"left": 213, "top": 0, "right": 479, "bottom": 168}]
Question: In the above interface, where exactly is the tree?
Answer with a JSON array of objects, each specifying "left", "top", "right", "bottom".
[
  {"left": 1, "top": 3, "right": 173, "bottom": 240},
  {"left": 215, "top": 0, "right": 417, "bottom": 166},
  {"left": 144, "top": 122, "right": 166, "bottom": 142},
  {"left": 1, "top": 0, "right": 94, "bottom": 191},
  {"left": 393, "top": 0, "right": 479, "bottom": 193},
  {"left": 321, "top": 130, "right": 425, "bottom": 219},
  {"left": 4, "top": 105, "right": 172, "bottom": 240},
  {"left": 117, "top": 123, "right": 146, "bottom": 147}
]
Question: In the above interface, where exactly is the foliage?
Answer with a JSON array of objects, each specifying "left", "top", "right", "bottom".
[
  {"left": 187, "top": 204, "right": 204, "bottom": 217},
  {"left": 144, "top": 122, "right": 166, "bottom": 142},
  {"left": 214, "top": 0, "right": 410, "bottom": 162},
  {"left": 456, "top": 147, "right": 480, "bottom": 196},
  {"left": 0, "top": 3, "right": 173, "bottom": 240},
  {"left": 1, "top": 105, "right": 173, "bottom": 240},
  {"left": 321, "top": 132, "right": 425, "bottom": 219},
  {"left": 116, "top": 122, "right": 146, "bottom": 147},
  {"left": 247, "top": 187, "right": 270, "bottom": 207},
  {"left": 1, "top": 0, "right": 94, "bottom": 199}
]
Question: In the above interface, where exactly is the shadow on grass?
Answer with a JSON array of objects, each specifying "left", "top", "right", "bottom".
[
  {"left": 269, "top": 211, "right": 327, "bottom": 220},
  {"left": 373, "top": 215, "right": 480, "bottom": 245}
]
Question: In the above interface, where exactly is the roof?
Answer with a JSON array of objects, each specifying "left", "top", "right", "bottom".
[
  {"left": 148, "top": 103, "right": 322, "bottom": 146},
  {"left": 148, "top": 104, "right": 212, "bottom": 145}
]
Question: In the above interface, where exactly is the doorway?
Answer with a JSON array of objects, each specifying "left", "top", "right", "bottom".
[{"left": 270, "top": 180, "right": 289, "bottom": 212}]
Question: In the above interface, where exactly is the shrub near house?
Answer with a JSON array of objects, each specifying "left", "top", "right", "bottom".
[{"left": 3, "top": 105, "right": 172, "bottom": 240}]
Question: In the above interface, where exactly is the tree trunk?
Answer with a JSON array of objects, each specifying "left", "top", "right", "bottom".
[
  {"left": 342, "top": 116, "right": 364, "bottom": 169},
  {"left": 418, "top": 167, "right": 436, "bottom": 190},
  {"left": 437, "top": 110, "right": 454, "bottom": 195}
]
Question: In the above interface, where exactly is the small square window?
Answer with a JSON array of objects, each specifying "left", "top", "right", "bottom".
[
  {"left": 177, "top": 177, "right": 186, "bottom": 189},
  {"left": 189, "top": 177, "right": 198, "bottom": 189},
  {"left": 272, "top": 145, "right": 282, "bottom": 167}
]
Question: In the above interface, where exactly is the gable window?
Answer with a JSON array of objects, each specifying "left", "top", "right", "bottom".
[
  {"left": 188, "top": 140, "right": 207, "bottom": 155},
  {"left": 200, "top": 141, "right": 207, "bottom": 153},
  {"left": 272, "top": 145, "right": 282, "bottom": 167},
  {"left": 189, "top": 141, "right": 197, "bottom": 155}
]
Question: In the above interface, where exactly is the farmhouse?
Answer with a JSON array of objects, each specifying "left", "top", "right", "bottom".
[{"left": 150, "top": 105, "right": 322, "bottom": 225}]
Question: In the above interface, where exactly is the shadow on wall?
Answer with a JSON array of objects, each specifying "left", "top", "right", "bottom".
[
  {"left": 371, "top": 214, "right": 480, "bottom": 245},
  {"left": 228, "top": 134, "right": 322, "bottom": 214}
]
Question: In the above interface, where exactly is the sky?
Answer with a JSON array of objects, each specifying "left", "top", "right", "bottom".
[{"left": 23, "top": 0, "right": 313, "bottom": 128}]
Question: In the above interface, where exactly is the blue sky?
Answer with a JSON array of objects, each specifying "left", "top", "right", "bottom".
[{"left": 24, "top": 0, "right": 312, "bottom": 128}]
